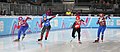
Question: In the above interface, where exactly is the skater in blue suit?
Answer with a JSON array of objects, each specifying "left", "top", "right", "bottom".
[
  {"left": 14, "top": 17, "right": 31, "bottom": 42},
  {"left": 93, "top": 13, "right": 111, "bottom": 43}
]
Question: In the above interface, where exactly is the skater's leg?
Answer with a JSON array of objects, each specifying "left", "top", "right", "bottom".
[
  {"left": 45, "top": 26, "right": 51, "bottom": 40},
  {"left": 77, "top": 28, "right": 81, "bottom": 41},
  {"left": 22, "top": 26, "right": 28, "bottom": 35},
  {"left": 72, "top": 28, "right": 76, "bottom": 38},
  {"left": 97, "top": 26, "right": 102, "bottom": 39},
  {"left": 101, "top": 26, "right": 106, "bottom": 41},
  {"left": 22, "top": 26, "right": 29, "bottom": 40},
  {"left": 101, "top": 35, "right": 104, "bottom": 42},
  {"left": 18, "top": 27, "right": 24, "bottom": 40},
  {"left": 93, "top": 26, "right": 102, "bottom": 43},
  {"left": 77, "top": 28, "right": 82, "bottom": 44},
  {"left": 101, "top": 26, "right": 106, "bottom": 35},
  {"left": 14, "top": 27, "right": 23, "bottom": 41},
  {"left": 38, "top": 27, "right": 46, "bottom": 41}
]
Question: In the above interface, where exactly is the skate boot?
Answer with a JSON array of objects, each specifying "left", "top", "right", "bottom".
[
  {"left": 45, "top": 31, "right": 49, "bottom": 40},
  {"left": 78, "top": 40, "right": 82, "bottom": 44},
  {"left": 38, "top": 35, "right": 43, "bottom": 41},
  {"left": 14, "top": 39, "right": 20, "bottom": 42},
  {"left": 70, "top": 36, "right": 76, "bottom": 42},
  {"left": 72, "top": 35, "right": 75, "bottom": 39},
  {"left": 101, "top": 35, "right": 103, "bottom": 42},
  {"left": 45, "top": 37, "right": 47, "bottom": 40},
  {"left": 93, "top": 38, "right": 99, "bottom": 43},
  {"left": 38, "top": 39, "right": 42, "bottom": 41},
  {"left": 22, "top": 34, "right": 26, "bottom": 40}
]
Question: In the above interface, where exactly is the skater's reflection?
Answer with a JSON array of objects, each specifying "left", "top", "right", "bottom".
[
  {"left": 38, "top": 41, "right": 49, "bottom": 52},
  {"left": 17, "top": 42, "right": 25, "bottom": 51},
  {"left": 38, "top": 42, "right": 43, "bottom": 48}
]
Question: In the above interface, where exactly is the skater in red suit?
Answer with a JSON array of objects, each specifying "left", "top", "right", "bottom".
[
  {"left": 93, "top": 13, "right": 111, "bottom": 43},
  {"left": 71, "top": 15, "right": 86, "bottom": 44}
]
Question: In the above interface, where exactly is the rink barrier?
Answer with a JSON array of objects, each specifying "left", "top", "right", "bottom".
[{"left": 0, "top": 16, "right": 120, "bottom": 35}]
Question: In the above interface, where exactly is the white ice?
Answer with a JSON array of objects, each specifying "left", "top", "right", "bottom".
[{"left": 0, "top": 28, "right": 120, "bottom": 52}]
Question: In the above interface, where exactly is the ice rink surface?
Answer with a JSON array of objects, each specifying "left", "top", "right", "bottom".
[{"left": 0, "top": 28, "right": 120, "bottom": 52}]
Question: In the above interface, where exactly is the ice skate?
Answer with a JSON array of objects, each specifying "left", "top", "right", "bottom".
[
  {"left": 93, "top": 38, "right": 99, "bottom": 43},
  {"left": 38, "top": 39, "right": 42, "bottom": 41},
  {"left": 101, "top": 35, "right": 103, "bottom": 42},
  {"left": 93, "top": 39, "right": 99, "bottom": 43},
  {"left": 13, "top": 39, "right": 20, "bottom": 42},
  {"left": 101, "top": 38, "right": 103, "bottom": 42},
  {"left": 22, "top": 36, "right": 25, "bottom": 40},
  {"left": 78, "top": 39, "right": 82, "bottom": 44},
  {"left": 45, "top": 37, "right": 47, "bottom": 40},
  {"left": 22, "top": 34, "right": 26, "bottom": 40}
]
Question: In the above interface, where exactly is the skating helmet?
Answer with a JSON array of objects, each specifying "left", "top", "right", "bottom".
[
  {"left": 42, "top": 14, "right": 47, "bottom": 18},
  {"left": 99, "top": 13, "right": 104, "bottom": 17},
  {"left": 18, "top": 16, "right": 23, "bottom": 20},
  {"left": 76, "top": 16, "right": 80, "bottom": 20}
]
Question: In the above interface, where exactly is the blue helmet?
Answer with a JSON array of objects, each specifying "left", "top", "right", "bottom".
[{"left": 42, "top": 14, "right": 47, "bottom": 18}]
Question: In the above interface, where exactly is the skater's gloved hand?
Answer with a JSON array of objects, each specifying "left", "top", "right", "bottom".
[
  {"left": 17, "top": 25, "right": 20, "bottom": 29},
  {"left": 55, "top": 14, "right": 59, "bottom": 17},
  {"left": 30, "top": 17, "right": 33, "bottom": 20},
  {"left": 96, "top": 20, "right": 99, "bottom": 24}
]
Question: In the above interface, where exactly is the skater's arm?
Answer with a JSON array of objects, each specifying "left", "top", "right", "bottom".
[
  {"left": 81, "top": 19, "right": 86, "bottom": 25},
  {"left": 105, "top": 15, "right": 112, "bottom": 22},
  {"left": 96, "top": 19, "right": 99, "bottom": 24},
  {"left": 72, "top": 22, "right": 75, "bottom": 28},
  {"left": 17, "top": 21, "right": 21, "bottom": 29},
  {"left": 105, "top": 15, "right": 111, "bottom": 19},
  {"left": 25, "top": 17, "right": 31, "bottom": 22},
  {"left": 49, "top": 14, "right": 59, "bottom": 21},
  {"left": 49, "top": 16, "right": 56, "bottom": 20},
  {"left": 81, "top": 19, "right": 84, "bottom": 22},
  {"left": 40, "top": 20, "right": 44, "bottom": 28}
]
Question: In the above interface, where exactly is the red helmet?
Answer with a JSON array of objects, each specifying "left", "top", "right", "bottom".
[
  {"left": 18, "top": 17, "right": 23, "bottom": 20},
  {"left": 76, "top": 16, "right": 80, "bottom": 20}
]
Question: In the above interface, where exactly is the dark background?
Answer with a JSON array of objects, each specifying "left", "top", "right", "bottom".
[{"left": 0, "top": 0, "right": 91, "bottom": 2}]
